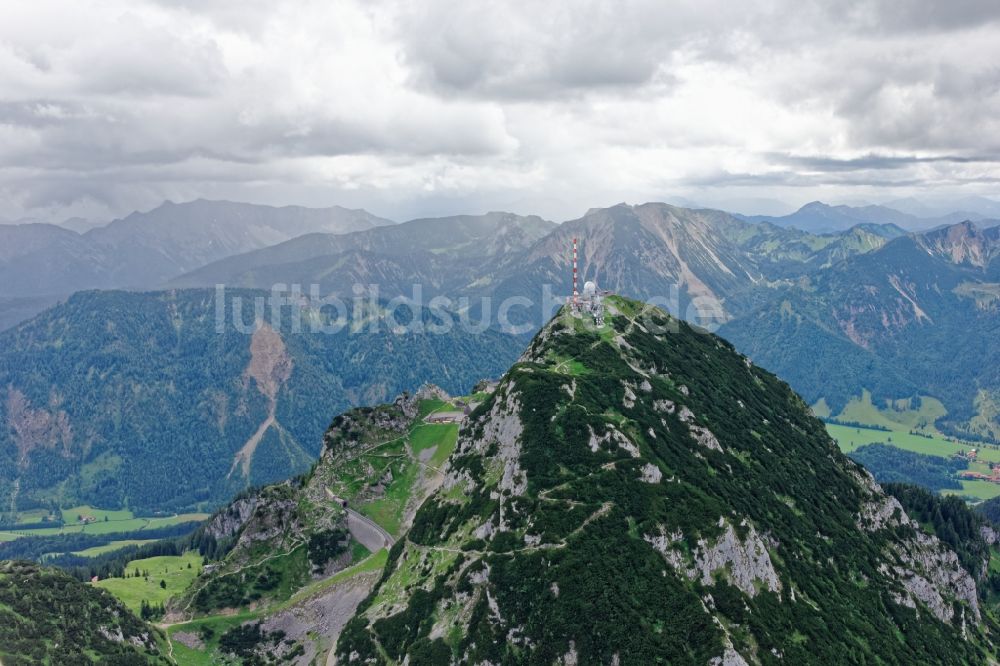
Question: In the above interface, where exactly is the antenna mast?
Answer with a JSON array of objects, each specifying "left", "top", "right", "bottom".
[{"left": 572, "top": 237, "right": 579, "bottom": 306}]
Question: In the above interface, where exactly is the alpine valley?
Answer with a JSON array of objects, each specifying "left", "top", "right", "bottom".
[
  {"left": 31, "top": 297, "right": 999, "bottom": 664},
  {"left": 4, "top": 201, "right": 1000, "bottom": 664},
  {"left": 9, "top": 4, "right": 1000, "bottom": 662},
  {"left": 5, "top": 202, "right": 1000, "bottom": 516}
]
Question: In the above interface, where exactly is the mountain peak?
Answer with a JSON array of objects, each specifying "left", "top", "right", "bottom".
[
  {"left": 920, "top": 220, "right": 998, "bottom": 267},
  {"left": 799, "top": 200, "right": 830, "bottom": 210},
  {"left": 334, "top": 295, "right": 994, "bottom": 664}
]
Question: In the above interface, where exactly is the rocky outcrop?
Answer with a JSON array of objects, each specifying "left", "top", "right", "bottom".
[
  {"left": 202, "top": 495, "right": 260, "bottom": 541},
  {"left": 646, "top": 518, "right": 781, "bottom": 598},
  {"left": 852, "top": 467, "right": 981, "bottom": 625},
  {"left": 852, "top": 467, "right": 908, "bottom": 531},
  {"left": 5, "top": 387, "right": 73, "bottom": 467},
  {"left": 457, "top": 382, "right": 526, "bottom": 496},
  {"left": 677, "top": 405, "right": 723, "bottom": 452},
  {"left": 640, "top": 462, "right": 662, "bottom": 483},
  {"left": 257, "top": 571, "right": 381, "bottom": 666},
  {"left": 885, "top": 529, "right": 981, "bottom": 624},
  {"left": 322, "top": 399, "right": 413, "bottom": 455},
  {"left": 693, "top": 520, "right": 781, "bottom": 597},
  {"left": 415, "top": 383, "right": 451, "bottom": 402},
  {"left": 709, "top": 646, "right": 751, "bottom": 666},
  {"left": 587, "top": 424, "right": 639, "bottom": 457},
  {"left": 231, "top": 495, "right": 301, "bottom": 554}
]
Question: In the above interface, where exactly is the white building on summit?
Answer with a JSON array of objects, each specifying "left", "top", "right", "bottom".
[
  {"left": 567, "top": 238, "right": 606, "bottom": 325},
  {"left": 577, "top": 280, "right": 605, "bottom": 325}
]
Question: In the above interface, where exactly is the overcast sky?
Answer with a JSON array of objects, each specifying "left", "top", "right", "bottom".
[{"left": 3, "top": 0, "right": 1000, "bottom": 223}]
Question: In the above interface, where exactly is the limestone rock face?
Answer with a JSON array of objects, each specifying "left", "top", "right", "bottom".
[
  {"left": 202, "top": 495, "right": 260, "bottom": 541},
  {"left": 692, "top": 520, "right": 781, "bottom": 597},
  {"left": 646, "top": 519, "right": 781, "bottom": 598},
  {"left": 853, "top": 467, "right": 982, "bottom": 625}
]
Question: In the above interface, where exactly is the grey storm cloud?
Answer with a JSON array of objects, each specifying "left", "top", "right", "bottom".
[{"left": 1, "top": 0, "right": 1000, "bottom": 223}]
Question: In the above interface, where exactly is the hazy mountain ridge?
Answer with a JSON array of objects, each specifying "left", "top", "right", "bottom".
[
  {"left": 0, "top": 200, "right": 392, "bottom": 312},
  {"left": 0, "top": 197, "right": 971, "bottom": 333},
  {"left": 168, "top": 211, "right": 556, "bottom": 297},
  {"left": 174, "top": 202, "right": 901, "bottom": 329},
  {"left": 742, "top": 200, "right": 1000, "bottom": 234}
]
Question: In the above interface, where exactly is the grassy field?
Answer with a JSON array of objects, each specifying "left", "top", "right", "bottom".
[
  {"left": 0, "top": 505, "right": 209, "bottom": 540},
  {"left": 73, "top": 539, "right": 157, "bottom": 557},
  {"left": 360, "top": 422, "right": 460, "bottom": 536},
  {"left": 827, "top": 423, "right": 1000, "bottom": 500},
  {"left": 417, "top": 398, "right": 449, "bottom": 419},
  {"left": 828, "top": 424, "right": 1000, "bottom": 461},
  {"left": 361, "top": 458, "right": 420, "bottom": 537},
  {"left": 826, "top": 390, "right": 947, "bottom": 435},
  {"left": 411, "top": 423, "right": 460, "bottom": 468},
  {"left": 14, "top": 508, "right": 56, "bottom": 524},
  {"left": 95, "top": 550, "right": 203, "bottom": 613},
  {"left": 168, "top": 611, "right": 258, "bottom": 666},
  {"left": 64, "top": 504, "right": 134, "bottom": 522},
  {"left": 942, "top": 480, "right": 1000, "bottom": 501}
]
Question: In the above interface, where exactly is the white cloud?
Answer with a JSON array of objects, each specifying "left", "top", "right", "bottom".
[{"left": 1, "top": 0, "right": 1000, "bottom": 223}]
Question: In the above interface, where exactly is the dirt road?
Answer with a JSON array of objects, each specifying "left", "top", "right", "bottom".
[{"left": 345, "top": 508, "right": 395, "bottom": 552}]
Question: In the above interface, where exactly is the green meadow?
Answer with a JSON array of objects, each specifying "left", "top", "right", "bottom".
[
  {"left": 94, "top": 550, "right": 203, "bottom": 613},
  {"left": 358, "top": 406, "right": 461, "bottom": 536},
  {"left": 826, "top": 423, "right": 1000, "bottom": 500},
  {"left": 821, "top": 390, "right": 948, "bottom": 435},
  {"left": 0, "top": 505, "right": 209, "bottom": 540},
  {"left": 72, "top": 539, "right": 158, "bottom": 557}
]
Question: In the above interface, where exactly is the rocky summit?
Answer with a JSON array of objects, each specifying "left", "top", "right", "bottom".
[{"left": 334, "top": 296, "right": 998, "bottom": 665}]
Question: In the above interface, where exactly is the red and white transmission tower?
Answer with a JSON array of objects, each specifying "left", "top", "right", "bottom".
[{"left": 572, "top": 237, "right": 579, "bottom": 306}]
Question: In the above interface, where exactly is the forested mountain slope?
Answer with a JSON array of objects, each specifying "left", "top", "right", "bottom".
[
  {"left": 334, "top": 297, "right": 998, "bottom": 664},
  {"left": 721, "top": 222, "right": 1000, "bottom": 441},
  {"left": 0, "top": 560, "right": 169, "bottom": 664},
  {"left": 0, "top": 290, "right": 521, "bottom": 514}
]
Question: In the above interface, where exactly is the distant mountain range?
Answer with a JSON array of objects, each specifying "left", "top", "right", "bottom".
[
  {"left": 0, "top": 200, "right": 391, "bottom": 324},
  {"left": 740, "top": 200, "right": 1000, "bottom": 234},
  {"left": 170, "top": 202, "right": 906, "bottom": 326},
  {"left": 169, "top": 210, "right": 555, "bottom": 298},
  {"left": 885, "top": 195, "right": 1000, "bottom": 220},
  {"left": 3, "top": 197, "right": 1000, "bottom": 515},
  {"left": 721, "top": 221, "right": 1000, "bottom": 442}
]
